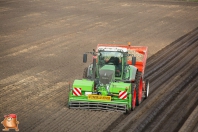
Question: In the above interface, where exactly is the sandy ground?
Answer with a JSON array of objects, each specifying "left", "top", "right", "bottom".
[{"left": 0, "top": 0, "right": 198, "bottom": 131}]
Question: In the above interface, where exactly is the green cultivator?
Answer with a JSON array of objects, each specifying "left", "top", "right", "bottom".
[{"left": 68, "top": 44, "right": 149, "bottom": 113}]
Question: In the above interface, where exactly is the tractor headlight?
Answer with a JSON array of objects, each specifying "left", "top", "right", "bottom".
[{"left": 85, "top": 92, "right": 92, "bottom": 96}]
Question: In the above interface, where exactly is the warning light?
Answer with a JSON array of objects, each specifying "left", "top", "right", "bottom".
[{"left": 128, "top": 42, "right": 131, "bottom": 46}]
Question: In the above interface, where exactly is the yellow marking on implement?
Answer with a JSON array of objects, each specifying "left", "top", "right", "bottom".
[{"left": 88, "top": 95, "right": 111, "bottom": 101}]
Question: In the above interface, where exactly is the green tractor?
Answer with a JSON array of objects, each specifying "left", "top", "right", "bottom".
[{"left": 68, "top": 44, "right": 149, "bottom": 113}]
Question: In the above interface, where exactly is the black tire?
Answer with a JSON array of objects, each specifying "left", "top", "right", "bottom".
[
  {"left": 145, "top": 79, "right": 149, "bottom": 99},
  {"left": 83, "top": 67, "right": 88, "bottom": 79},
  {"left": 135, "top": 71, "right": 143, "bottom": 105},
  {"left": 131, "top": 84, "right": 136, "bottom": 111}
]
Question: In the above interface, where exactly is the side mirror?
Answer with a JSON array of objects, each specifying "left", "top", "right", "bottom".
[
  {"left": 83, "top": 54, "right": 87, "bottom": 63},
  {"left": 132, "top": 56, "right": 136, "bottom": 65}
]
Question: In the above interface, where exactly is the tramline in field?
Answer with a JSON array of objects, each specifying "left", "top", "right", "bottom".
[{"left": 68, "top": 43, "right": 149, "bottom": 113}]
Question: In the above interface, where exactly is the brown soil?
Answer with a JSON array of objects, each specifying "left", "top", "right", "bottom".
[{"left": 0, "top": 0, "right": 198, "bottom": 131}]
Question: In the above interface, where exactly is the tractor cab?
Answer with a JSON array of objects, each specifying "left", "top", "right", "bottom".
[{"left": 97, "top": 46, "right": 128, "bottom": 80}]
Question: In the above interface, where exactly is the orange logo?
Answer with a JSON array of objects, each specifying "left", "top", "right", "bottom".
[{"left": 1, "top": 114, "right": 19, "bottom": 131}]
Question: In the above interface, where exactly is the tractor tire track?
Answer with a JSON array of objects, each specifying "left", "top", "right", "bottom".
[
  {"left": 179, "top": 105, "right": 198, "bottom": 132},
  {"left": 145, "top": 76, "right": 198, "bottom": 132}
]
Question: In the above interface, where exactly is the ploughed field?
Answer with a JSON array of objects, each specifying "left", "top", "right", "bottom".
[
  {"left": 105, "top": 27, "right": 198, "bottom": 132},
  {"left": 0, "top": 0, "right": 198, "bottom": 131}
]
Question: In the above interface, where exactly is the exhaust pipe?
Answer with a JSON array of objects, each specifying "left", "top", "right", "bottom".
[{"left": 92, "top": 57, "right": 96, "bottom": 80}]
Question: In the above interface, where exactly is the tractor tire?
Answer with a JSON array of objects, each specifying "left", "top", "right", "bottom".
[
  {"left": 83, "top": 67, "right": 88, "bottom": 79},
  {"left": 135, "top": 71, "right": 143, "bottom": 106},
  {"left": 145, "top": 79, "right": 149, "bottom": 99},
  {"left": 131, "top": 84, "right": 136, "bottom": 111}
]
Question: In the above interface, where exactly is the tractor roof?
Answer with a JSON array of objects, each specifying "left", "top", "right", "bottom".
[{"left": 97, "top": 46, "right": 128, "bottom": 52}]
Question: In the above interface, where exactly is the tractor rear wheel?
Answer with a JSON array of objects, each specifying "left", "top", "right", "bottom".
[
  {"left": 135, "top": 71, "right": 143, "bottom": 105},
  {"left": 83, "top": 67, "right": 88, "bottom": 79}
]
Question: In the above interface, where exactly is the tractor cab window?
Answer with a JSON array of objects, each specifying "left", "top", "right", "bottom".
[
  {"left": 99, "top": 52, "right": 122, "bottom": 77},
  {"left": 100, "top": 52, "right": 122, "bottom": 63}
]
